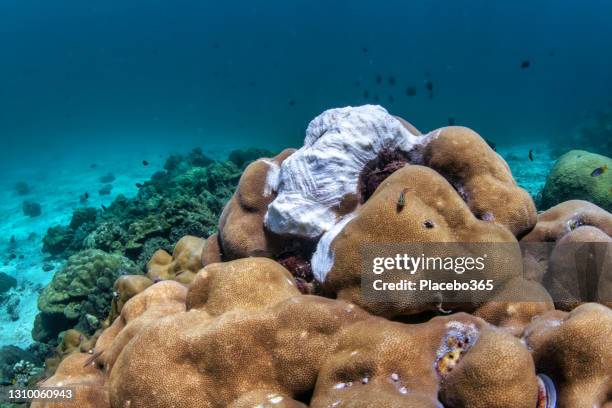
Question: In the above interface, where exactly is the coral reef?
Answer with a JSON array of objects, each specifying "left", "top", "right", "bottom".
[
  {"left": 219, "top": 106, "right": 536, "bottom": 312},
  {"left": 541, "top": 150, "right": 612, "bottom": 211},
  {"left": 0, "top": 272, "right": 17, "bottom": 297},
  {"left": 29, "top": 106, "right": 612, "bottom": 407},
  {"left": 0, "top": 345, "right": 41, "bottom": 385},
  {"left": 14, "top": 181, "right": 30, "bottom": 196},
  {"left": 42, "top": 148, "right": 243, "bottom": 269},
  {"left": 32, "top": 250, "right": 138, "bottom": 344},
  {"left": 22, "top": 200, "right": 41, "bottom": 217}
]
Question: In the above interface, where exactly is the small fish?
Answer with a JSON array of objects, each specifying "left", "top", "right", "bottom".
[
  {"left": 448, "top": 117, "right": 456, "bottom": 126},
  {"left": 590, "top": 164, "right": 608, "bottom": 177},
  {"left": 405, "top": 86, "right": 416, "bottom": 97},
  {"left": 363, "top": 90, "right": 370, "bottom": 99},
  {"left": 288, "top": 99, "right": 296, "bottom": 107},
  {"left": 142, "top": 160, "right": 149, "bottom": 166},
  {"left": 548, "top": 50, "right": 555, "bottom": 57},
  {"left": 361, "top": 46, "right": 368, "bottom": 54},
  {"left": 425, "top": 80, "right": 434, "bottom": 99},
  {"left": 528, "top": 149, "right": 534, "bottom": 161},
  {"left": 83, "top": 350, "right": 104, "bottom": 368},
  {"left": 80, "top": 192, "right": 89, "bottom": 201},
  {"left": 521, "top": 60, "right": 531, "bottom": 69},
  {"left": 89, "top": 163, "right": 97, "bottom": 169},
  {"left": 397, "top": 187, "right": 410, "bottom": 212},
  {"left": 485, "top": 138, "right": 497, "bottom": 151},
  {"left": 135, "top": 183, "right": 143, "bottom": 188},
  {"left": 376, "top": 74, "right": 382, "bottom": 85},
  {"left": 101, "top": 204, "right": 107, "bottom": 212},
  {"left": 388, "top": 95, "right": 394, "bottom": 103},
  {"left": 373, "top": 94, "right": 380, "bottom": 102},
  {"left": 388, "top": 76, "right": 396, "bottom": 86}
]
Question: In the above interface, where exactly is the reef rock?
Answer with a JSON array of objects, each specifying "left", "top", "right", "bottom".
[{"left": 541, "top": 150, "right": 612, "bottom": 211}]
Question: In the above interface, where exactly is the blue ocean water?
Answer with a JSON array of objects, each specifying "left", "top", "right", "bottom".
[{"left": 0, "top": 0, "right": 611, "bottom": 347}]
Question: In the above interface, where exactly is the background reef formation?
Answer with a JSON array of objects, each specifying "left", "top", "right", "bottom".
[
  {"left": 32, "top": 106, "right": 612, "bottom": 407},
  {"left": 41, "top": 148, "right": 256, "bottom": 268}
]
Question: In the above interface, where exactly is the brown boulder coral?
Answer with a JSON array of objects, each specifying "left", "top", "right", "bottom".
[
  {"left": 106, "top": 274, "right": 153, "bottom": 324},
  {"left": 38, "top": 257, "right": 549, "bottom": 408},
  {"left": 218, "top": 148, "right": 295, "bottom": 260},
  {"left": 521, "top": 200, "right": 612, "bottom": 309},
  {"left": 30, "top": 353, "right": 109, "bottom": 408},
  {"left": 523, "top": 303, "right": 612, "bottom": 408},
  {"left": 316, "top": 165, "right": 523, "bottom": 317},
  {"left": 146, "top": 235, "right": 208, "bottom": 284},
  {"left": 420, "top": 126, "right": 536, "bottom": 237},
  {"left": 311, "top": 314, "right": 538, "bottom": 408}
]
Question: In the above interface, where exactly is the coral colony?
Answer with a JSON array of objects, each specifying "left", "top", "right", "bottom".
[{"left": 20, "top": 106, "right": 611, "bottom": 407}]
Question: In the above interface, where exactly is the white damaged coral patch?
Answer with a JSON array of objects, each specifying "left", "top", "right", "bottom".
[{"left": 264, "top": 105, "right": 425, "bottom": 240}]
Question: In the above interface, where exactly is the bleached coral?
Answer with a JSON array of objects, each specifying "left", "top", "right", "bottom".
[{"left": 264, "top": 105, "right": 425, "bottom": 239}]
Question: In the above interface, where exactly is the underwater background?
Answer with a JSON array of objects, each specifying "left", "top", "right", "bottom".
[{"left": 0, "top": 0, "right": 611, "bottom": 366}]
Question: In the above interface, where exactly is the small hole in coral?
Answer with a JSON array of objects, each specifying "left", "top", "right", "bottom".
[{"left": 423, "top": 220, "right": 435, "bottom": 229}]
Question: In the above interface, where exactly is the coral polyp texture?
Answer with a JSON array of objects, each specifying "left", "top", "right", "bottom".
[{"left": 32, "top": 106, "right": 612, "bottom": 407}]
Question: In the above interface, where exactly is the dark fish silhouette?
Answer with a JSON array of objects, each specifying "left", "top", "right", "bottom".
[
  {"left": 485, "top": 139, "right": 497, "bottom": 151},
  {"left": 288, "top": 99, "right": 296, "bottom": 107},
  {"left": 397, "top": 188, "right": 410, "bottom": 212},
  {"left": 376, "top": 75, "right": 382, "bottom": 85},
  {"left": 101, "top": 205, "right": 107, "bottom": 212},
  {"left": 388, "top": 95, "right": 394, "bottom": 103},
  {"left": 425, "top": 80, "right": 434, "bottom": 99},
  {"left": 374, "top": 94, "right": 380, "bottom": 102},
  {"left": 590, "top": 165, "right": 608, "bottom": 177},
  {"left": 136, "top": 183, "right": 143, "bottom": 188},
  {"left": 80, "top": 192, "right": 89, "bottom": 202},
  {"left": 388, "top": 76, "right": 396, "bottom": 86},
  {"left": 361, "top": 46, "right": 368, "bottom": 53},
  {"left": 528, "top": 149, "right": 534, "bottom": 161},
  {"left": 142, "top": 160, "right": 149, "bottom": 166},
  {"left": 364, "top": 90, "right": 370, "bottom": 99},
  {"left": 521, "top": 60, "right": 531, "bottom": 68},
  {"left": 405, "top": 86, "right": 416, "bottom": 97},
  {"left": 448, "top": 117, "right": 456, "bottom": 126},
  {"left": 90, "top": 163, "right": 97, "bottom": 169}
]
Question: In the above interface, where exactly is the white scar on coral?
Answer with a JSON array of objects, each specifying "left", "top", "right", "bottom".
[
  {"left": 265, "top": 105, "right": 424, "bottom": 237},
  {"left": 263, "top": 105, "right": 429, "bottom": 282}
]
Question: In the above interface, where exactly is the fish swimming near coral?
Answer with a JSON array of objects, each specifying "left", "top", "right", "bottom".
[
  {"left": 83, "top": 350, "right": 104, "bottom": 368},
  {"left": 142, "top": 160, "right": 149, "bottom": 166},
  {"left": 425, "top": 80, "right": 434, "bottom": 98},
  {"left": 590, "top": 164, "right": 608, "bottom": 177},
  {"left": 135, "top": 183, "right": 143, "bottom": 188},
  {"left": 448, "top": 117, "right": 456, "bottom": 126},
  {"left": 529, "top": 149, "right": 534, "bottom": 161},
  {"left": 101, "top": 204, "right": 107, "bottom": 212},
  {"left": 80, "top": 192, "right": 89, "bottom": 202},
  {"left": 397, "top": 187, "right": 410, "bottom": 212}
]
